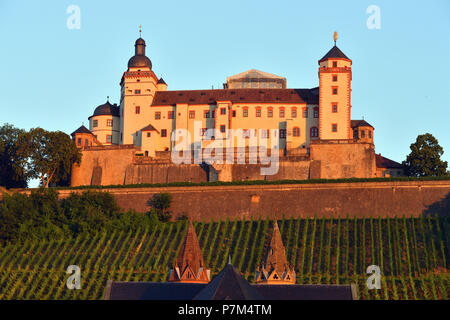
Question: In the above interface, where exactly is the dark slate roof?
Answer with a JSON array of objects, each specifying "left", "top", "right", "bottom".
[
  {"left": 158, "top": 77, "right": 167, "bottom": 84},
  {"left": 193, "top": 263, "right": 264, "bottom": 300},
  {"left": 89, "top": 101, "right": 120, "bottom": 119},
  {"left": 105, "top": 280, "right": 356, "bottom": 300},
  {"left": 376, "top": 154, "right": 403, "bottom": 169},
  {"left": 351, "top": 119, "right": 373, "bottom": 128},
  {"left": 319, "top": 45, "right": 350, "bottom": 62},
  {"left": 141, "top": 124, "right": 158, "bottom": 132},
  {"left": 151, "top": 88, "right": 319, "bottom": 106},
  {"left": 254, "top": 284, "right": 355, "bottom": 300},
  {"left": 71, "top": 125, "right": 93, "bottom": 136},
  {"left": 105, "top": 281, "right": 206, "bottom": 300}
]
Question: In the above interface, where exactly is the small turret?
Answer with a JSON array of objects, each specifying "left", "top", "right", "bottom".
[
  {"left": 168, "top": 220, "right": 211, "bottom": 283},
  {"left": 255, "top": 221, "right": 296, "bottom": 284}
]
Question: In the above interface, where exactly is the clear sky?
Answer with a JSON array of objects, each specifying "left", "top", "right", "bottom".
[{"left": 1, "top": 0, "right": 449, "bottom": 167}]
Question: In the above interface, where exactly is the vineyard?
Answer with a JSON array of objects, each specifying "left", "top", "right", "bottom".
[{"left": 0, "top": 216, "right": 448, "bottom": 300}]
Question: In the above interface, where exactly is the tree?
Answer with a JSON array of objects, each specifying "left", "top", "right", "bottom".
[
  {"left": 402, "top": 133, "right": 448, "bottom": 177},
  {"left": 17, "top": 128, "right": 82, "bottom": 188},
  {"left": 148, "top": 193, "right": 172, "bottom": 222},
  {"left": 0, "top": 123, "right": 28, "bottom": 188}
]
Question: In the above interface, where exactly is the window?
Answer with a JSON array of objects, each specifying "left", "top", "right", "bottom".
[
  {"left": 313, "top": 107, "right": 319, "bottom": 118},
  {"left": 332, "top": 87, "right": 338, "bottom": 95},
  {"left": 361, "top": 130, "right": 365, "bottom": 138},
  {"left": 204, "top": 110, "right": 210, "bottom": 118},
  {"left": 261, "top": 129, "right": 269, "bottom": 139},
  {"left": 155, "top": 112, "right": 161, "bottom": 120},
  {"left": 293, "top": 127, "right": 300, "bottom": 137},
  {"left": 268, "top": 108, "right": 273, "bottom": 118},
  {"left": 311, "top": 127, "right": 318, "bottom": 137},
  {"left": 85, "top": 139, "right": 89, "bottom": 146},
  {"left": 291, "top": 107, "right": 297, "bottom": 118},
  {"left": 107, "top": 135, "right": 112, "bottom": 143},
  {"left": 369, "top": 131, "right": 372, "bottom": 139},
  {"left": 220, "top": 125, "right": 226, "bottom": 133},
  {"left": 256, "top": 108, "right": 261, "bottom": 117},
  {"left": 302, "top": 107, "right": 308, "bottom": 118},
  {"left": 280, "top": 129, "right": 286, "bottom": 138},
  {"left": 161, "top": 129, "right": 167, "bottom": 137},
  {"left": 135, "top": 106, "right": 140, "bottom": 114},
  {"left": 147, "top": 132, "right": 151, "bottom": 137},
  {"left": 168, "top": 111, "right": 174, "bottom": 119},
  {"left": 353, "top": 129, "right": 358, "bottom": 139},
  {"left": 332, "top": 74, "right": 338, "bottom": 82},
  {"left": 220, "top": 108, "right": 226, "bottom": 115},
  {"left": 232, "top": 110, "right": 236, "bottom": 117},
  {"left": 135, "top": 89, "right": 141, "bottom": 94},
  {"left": 332, "top": 61, "right": 337, "bottom": 67},
  {"left": 243, "top": 129, "right": 250, "bottom": 139},
  {"left": 332, "top": 104, "right": 338, "bottom": 113},
  {"left": 279, "top": 107, "right": 285, "bottom": 118},
  {"left": 189, "top": 111, "right": 195, "bottom": 119},
  {"left": 145, "top": 151, "right": 148, "bottom": 157},
  {"left": 77, "top": 138, "right": 81, "bottom": 145},
  {"left": 93, "top": 120, "right": 98, "bottom": 127},
  {"left": 107, "top": 119, "right": 113, "bottom": 127},
  {"left": 243, "top": 108, "right": 248, "bottom": 117},
  {"left": 332, "top": 123, "right": 338, "bottom": 132}
]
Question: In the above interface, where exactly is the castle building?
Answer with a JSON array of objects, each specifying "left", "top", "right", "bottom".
[
  {"left": 105, "top": 220, "right": 356, "bottom": 300},
  {"left": 71, "top": 32, "right": 403, "bottom": 186}
]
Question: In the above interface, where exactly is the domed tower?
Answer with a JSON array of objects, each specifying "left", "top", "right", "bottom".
[
  {"left": 119, "top": 35, "right": 160, "bottom": 145},
  {"left": 318, "top": 32, "right": 352, "bottom": 140},
  {"left": 88, "top": 100, "right": 120, "bottom": 145}
]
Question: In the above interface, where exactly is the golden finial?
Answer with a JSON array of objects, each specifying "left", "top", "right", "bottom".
[
  {"left": 139, "top": 25, "right": 142, "bottom": 37},
  {"left": 333, "top": 31, "right": 338, "bottom": 46}
]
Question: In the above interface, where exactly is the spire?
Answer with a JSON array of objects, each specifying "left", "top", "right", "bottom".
[
  {"left": 255, "top": 221, "right": 296, "bottom": 284},
  {"left": 139, "top": 24, "right": 142, "bottom": 38},
  {"left": 334, "top": 31, "right": 338, "bottom": 46},
  {"left": 168, "top": 220, "right": 211, "bottom": 283}
]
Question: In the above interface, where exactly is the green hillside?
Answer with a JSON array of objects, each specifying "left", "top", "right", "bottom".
[{"left": 0, "top": 216, "right": 448, "bottom": 300}]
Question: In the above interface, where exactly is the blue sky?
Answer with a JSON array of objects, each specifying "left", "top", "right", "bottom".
[{"left": 1, "top": 0, "right": 449, "bottom": 166}]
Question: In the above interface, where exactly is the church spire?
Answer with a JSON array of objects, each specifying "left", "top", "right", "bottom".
[
  {"left": 255, "top": 221, "right": 296, "bottom": 284},
  {"left": 168, "top": 220, "right": 211, "bottom": 283}
]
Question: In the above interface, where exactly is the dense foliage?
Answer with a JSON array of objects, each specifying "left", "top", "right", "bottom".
[
  {"left": 0, "top": 217, "right": 447, "bottom": 300},
  {"left": 0, "top": 124, "right": 81, "bottom": 188},
  {"left": 403, "top": 133, "right": 448, "bottom": 177},
  {"left": 0, "top": 124, "right": 27, "bottom": 188},
  {"left": 48, "top": 175, "right": 450, "bottom": 191},
  {"left": 0, "top": 189, "right": 160, "bottom": 244}
]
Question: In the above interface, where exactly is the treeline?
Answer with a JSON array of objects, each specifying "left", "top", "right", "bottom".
[
  {"left": 0, "top": 123, "right": 81, "bottom": 188},
  {"left": 0, "top": 189, "right": 167, "bottom": 244}
]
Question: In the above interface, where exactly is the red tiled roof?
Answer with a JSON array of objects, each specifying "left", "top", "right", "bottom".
[
  {"left": 319, "top": 45, "right": 350, "bottom": 63},
  {"left": 151, "top": 88, "right": 319, "bottom": 106},
  {"left": 141, "top": 124, "right": 158, "bottom": 132},
  {"left": 351, "top": 120, "right": 373, "bottom": 128},
  {"left": 376, "top": 154, "right": 403, "bottom": 169},
  {"left": 71, "top": 125, "right": 93, "bottom": 136}
]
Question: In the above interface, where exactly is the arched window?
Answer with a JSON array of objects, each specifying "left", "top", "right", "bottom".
[
  {"left": 279, "top": 107, "right": 285, "bottom": 118},
  {"left": 293, "top": 127, "right": 300, "bottom": 137},
  {"left": 310, "top": 127, "right": 318, "bottom": 138}
]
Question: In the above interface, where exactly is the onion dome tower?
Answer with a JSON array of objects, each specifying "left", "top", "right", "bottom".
[
  {"left": 168, "top": 220, "right": 211, "bottom": 283},
  {"left": 127, "top": 37, "right": 152, "bottom": 69},
  {"left": 88, "top": 99, "right": 120, "bottom": 145},
  {"left": 256, "top": 221, "right": 296, "bottom": 284},
  {"left": 120, "top": 26, "right": 160, "bottom": 145}
]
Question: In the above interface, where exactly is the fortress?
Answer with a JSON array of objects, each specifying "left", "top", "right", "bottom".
[{"left": 70, "top": 32, "right": 403, "bottom": 187}]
